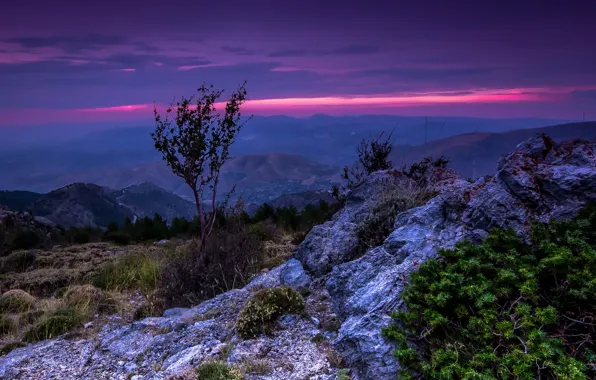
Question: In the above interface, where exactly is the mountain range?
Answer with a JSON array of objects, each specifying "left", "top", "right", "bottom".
[
  {"left": 0, "top": 182, "right": 198, "bottom": 229},
  {"left": 392, "top": 121, "right": 596, "bottom": 178},
  {"left": 0, "top": 182, "right": 340, "bottom": 229},
  {"left": 1, "top": 116, "right": 593, "bottom": 227},
  {"left": 0, "top": 115, "right": 578, "bottom": 194}
]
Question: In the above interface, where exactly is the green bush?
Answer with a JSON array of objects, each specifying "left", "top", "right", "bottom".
[
  {"left": 195, "top": 361, "right": 243, "bottom": 380},
  {"left": 383, "top": 204, "right": 596, "bottom": 379},
  {"left": 236, "top": 286, "right": 306, "bottom": 339}
]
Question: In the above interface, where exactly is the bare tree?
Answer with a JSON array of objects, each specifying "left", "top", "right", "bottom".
[{"left": 151, "top": 82, "right": 250, "bottom": 248}]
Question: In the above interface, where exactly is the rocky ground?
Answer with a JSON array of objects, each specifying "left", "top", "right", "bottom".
[
  {"left": 0, "top": 259, "right": 345, "bottom": 379},
  {"left": 1, "top": 134, "right": 596, "bottom": 379}
]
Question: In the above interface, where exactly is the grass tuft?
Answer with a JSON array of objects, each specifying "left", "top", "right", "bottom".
[
  {"left": 236, "top": 286, "right": 305, "bottom": 339},
  {"left": 0, "top": 289, "right": 35, "bottom": 313},
  {"left": 92, "top": 253, "right": 160, "bottom": 292}
]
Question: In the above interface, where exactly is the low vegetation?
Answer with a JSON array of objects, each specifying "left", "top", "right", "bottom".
[
  {"left": 236, "top": 286, "right": 306, "bottom": 339},
  {"left": 355, "top": 180, "right": 437, "bottom": 257},
  {"left": 194, "top": 361, "right": 244, "bottom": 380},
  {"left": 0, "top": 197, "right": 338, "bottom": 353},
  {"left": 340, "top": 130, "right": 394, "bottom": 192},
  {"left": 92, "top": 252, "right": 161, "bottom": 293},
  {"left": 0, "top": 289, "right": 35, "bottom": 313},
  {"left": 383, "top": 204, "right": 596, "bottom": 379}
]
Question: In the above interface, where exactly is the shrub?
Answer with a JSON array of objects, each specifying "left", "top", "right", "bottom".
[
  {"left": 400, "top": 155, "right": 449, "bottom": 188},
  {"left": 63, "top": 284, "right": 117, "bottom": 315},
  {"left": 337, "top": 368, "right": 352, "bottom": 380},
  {"left": 0, "top": 250, "right": 36, "bottom": 273},
  {"left": 195, "top": 361, "right": 243, "bottom": 380},
  {"left": 241, "top": 358, "right": 271, "bottom": 374},
  {"left": 236, "top": 286, "right": 306, "bottom": 339},
  {"left": 342, "top": 131, "right": 394, "bottom": 190},
  {"left": 383, "top": 204, "right": 596, "bottom": 379},
  {"left": 0, "top": 289, "right": 35, "bottom": 313},
  {"left": 23, "top": 308, "right": 81, "bottom": 342},
  {"left": 92, "top": 253, "right": 160, "bottom": 293},
  {"left": 159, "top": 218, "right": 264, "bottom": 307},
  {"left": 104, "top": 230, "right": 131, "bottom": 245},
  {"left": 12, "top": 230, "right": 41, "bottom": 251}
]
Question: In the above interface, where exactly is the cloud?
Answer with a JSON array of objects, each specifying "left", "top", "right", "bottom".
[
  {"left": 4, "top": 34, "right": 127, "bottom": 53},
  {"left": 319, "top": 44, "right": 380, "bottom": 55},
  {"left": 267, "top": 49, "right": 309, "bottom": 57},
  {"left": 267, "top": 45, "right": 380, "bottom": 58},
  {"left": 103, "top": 53, "right": 212, "bottom": 69},
  {"left": 221, "top": 46, "right": 257, "bottom": 56},
  {"left": 571, "top": 89, "right": 596, "bottom": 99}
]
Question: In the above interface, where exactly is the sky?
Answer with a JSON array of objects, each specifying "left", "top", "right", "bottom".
[{"left": 1, "top": 0, "right": 595, "bottom": 127}]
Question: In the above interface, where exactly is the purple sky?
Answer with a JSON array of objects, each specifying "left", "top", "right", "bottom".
[{"left": 1, "top": 0, "right": 595, "bottom": 126}]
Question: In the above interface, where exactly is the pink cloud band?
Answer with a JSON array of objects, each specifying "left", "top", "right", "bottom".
[{"left": 0, "top": 86, "right": 584, "bottom": 126}]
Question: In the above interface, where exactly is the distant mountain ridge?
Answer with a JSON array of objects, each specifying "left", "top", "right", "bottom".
[
  {"left": 4, "top": 152, "right": 342, "bottom": 204},
  {"left": 107, "top": 182, "right": 196, "bottom": 221},
  {"left": 0, "top": 115, "right": 571, "bottom": 192},
  {"left": 2, "top": 182, "right": 197, "bottom": 229},
  {"left": 0, "top": 190, "right": 43, "bottom": 211},
  {"left": 26, "top": 183, "right": 135, "bottom": 229},
  {"left": 391, "top": 121, "right": 596, "bottom": 178}
]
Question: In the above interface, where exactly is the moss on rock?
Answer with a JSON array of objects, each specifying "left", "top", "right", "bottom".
[{"left": 236, "top": 286, "right": 305, "bottom": 339}]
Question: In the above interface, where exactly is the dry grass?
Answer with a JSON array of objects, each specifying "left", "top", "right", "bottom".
[
  {"left": 355, "top": 180, "right": 436, "bottom": 256},
  {"left": 165, "top": 368, "right": 197, "bottom": 380},
  {"left": 0, "top": 289, "right": 35, "bottom": 313},
  {"left": 0, "top": 241, "right": 186, "bottom": 354},
  {"left": 0, "top": 243, "right": 170, "bottom": 296},
  {"left": 240, "top": 358, "right": 271, "bottom": 375}
]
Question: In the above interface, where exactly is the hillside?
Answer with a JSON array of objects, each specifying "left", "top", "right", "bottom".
[
  {"left": 0, "top": 191, "right": 43, "bottom": 211},
  {"left": 107, "top": 182, "right": 196, "bottom": 221},
  {"left": 245, "top": 189, "right": 337, "bottom": 215},
  {"left": 26, "top": 183, "right": 135, "bottom": 229},
  {"left": 391, "top": 121, "right": 596, "bottom": 178},
  {"left": 7, "top": 153, "right": 341, "bottom": 203}
]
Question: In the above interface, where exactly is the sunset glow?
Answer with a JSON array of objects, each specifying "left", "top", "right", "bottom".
[{"left": 0, "top": 1, "right": 594, "bottom": 127}]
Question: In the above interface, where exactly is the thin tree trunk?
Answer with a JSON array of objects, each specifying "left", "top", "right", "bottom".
[{"left": 192, "top": 188, "right": 207, "bottom": 250}]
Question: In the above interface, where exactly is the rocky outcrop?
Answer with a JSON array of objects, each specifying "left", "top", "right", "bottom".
[
  {"left": 301, "top": 134, "right": 596, "bottom": 378},
  {"left": 295, "top": 172, "right": 410, "bottom": 277},
  {"left": 2, "top": 134, "right": 596, "bottom": 379}
]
